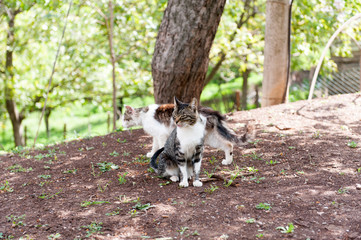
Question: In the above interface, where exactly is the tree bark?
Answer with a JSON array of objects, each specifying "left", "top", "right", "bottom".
[
  {"left": 261, "top": 0, "right": 290, "bottom": 107},
  {"left": 152, "top": 0, "right": 226, "bottom": 104},
  {"left": 107, "top": 0, "right": 117, "bottom": 131},
  {"left": 4, "top": 8, "right": 25, "bottom": 146},
  {"left": 241, "top": 68, "right": 250, "bottom": 110}
]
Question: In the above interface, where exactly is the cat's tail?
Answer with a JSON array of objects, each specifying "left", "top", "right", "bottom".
[
  {"left": 212, "top": 117, "right": 256, "bottom": 146},
  {"left": 150, "top": 147, "right": 164, "bottom": 173}
]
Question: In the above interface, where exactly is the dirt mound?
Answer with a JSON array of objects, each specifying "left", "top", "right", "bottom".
[{"left": 1, "top": 93, "right": 360, "bottom": 239}]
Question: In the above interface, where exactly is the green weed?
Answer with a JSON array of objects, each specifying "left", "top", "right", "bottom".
[
  {"left": 255, "top": 203, "right": 271, "bottom": 211},
  {"left": 6, "top": 214, "right": 26, "bottom": 227},
  {"left": 109, "top": 151, "right": 120, "bottom": 157},
  {"left": 6, "top": 164, "right": 33, "bottom": 173},
  {"left": 81, "top": 221, "right": 103, "bottom": 237},
  {"left": 347, "top": 141, "right": 358, "bottom": 148},
  {"left": 0, "top": 181, "right": 14, "bottom": 193},
  {"left": 276, "top": 223, "right": 295, "bottom": 233},
  {"left": 204, "top": 184, "right": 219, "bottom": 194},
  {"left": 118, "top": 172, "right": 128, "bottom": 184},
  {"left": 81, "top": 201, "right": 110, "bottom": 207},
  {"left": 97, "top": 162, "right": 119, "bottom": 172}
]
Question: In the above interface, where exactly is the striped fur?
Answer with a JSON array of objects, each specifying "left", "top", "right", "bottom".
[
  {"left": 122, "top": 101, "right": 255, "bottom": 165},
  {"left": 150, "top": 98, "right": 205, "bottom": 187}
]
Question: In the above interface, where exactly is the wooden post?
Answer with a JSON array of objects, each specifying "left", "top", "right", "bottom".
[
  {"left": 63, "top": 123, "right": 67, "bottom": 140},
  {"left": 235, "top": 90, "right": 241, "bottom": 111}
]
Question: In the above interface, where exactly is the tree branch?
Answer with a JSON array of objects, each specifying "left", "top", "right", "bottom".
[{"left": 204, "top": 0, "right": 258, "bottom": 86}]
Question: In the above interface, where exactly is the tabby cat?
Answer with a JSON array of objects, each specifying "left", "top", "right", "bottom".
[
  {"left": 122, "top": 100, "right": 255, "bottom": 165},
  {"left": 150, "top": 97, "right": 206, "bottom": 187}
]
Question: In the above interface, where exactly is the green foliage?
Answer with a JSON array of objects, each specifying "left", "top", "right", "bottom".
[
  {"left": 255, "top": 203, "right": 271, "bottom": 211},
  {"left": 96, "top": 161, "right": 119, "bottom": 172}
]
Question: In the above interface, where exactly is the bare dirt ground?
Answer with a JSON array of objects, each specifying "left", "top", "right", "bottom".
[{"left": 1, "top": 93, "right": 361, "bottom": 240}]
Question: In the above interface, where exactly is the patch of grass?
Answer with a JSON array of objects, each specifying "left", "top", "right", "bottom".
[
  {"left": 266, "top": 160, "right": 278, "bottom": 165},
  {"left": 38, "top": 190, "right": 62, "bottom": 199},
  {"left": 62, "top": 169, "right": 77, "bottom": 174},
  {"left": 177, "top": 226, "right": 189, "bottom": 235},
  {"left": 6, "top": 164, "right": 33, "bottom": 173},
  {"left": 337, "top": 187, "right": 349, "bottom": 195},
  {"left": 132, "top": 154, "right": 149, "bottom": 164},
  {"left": 245, "top": 218, "right": 256, "bottom": 224},
  {"left": 0, "top": 181, "right": 14, "bottom": 193},
  {"left": 347, "top": 141, "right": 358, "bottom": 148},
  {"left": 81, "top": 200, "right": 110, "bottom": 207},
  {"left": 106, "top": 207, "right": 122, "bottom": 216},
  {"left": 250, "top": 176, "right": 265, "bottom": 184},
  {"left": 209, "top": 156, "right": 217, "bottom": 165},
  {"left": 38, "top": 174, "right": 51, "bottom": 179},
  {"left": 98, "top": 181, "right": 112, "bottom": 192},
  {"left": 255, "top": 203, "right": 271, "bottom": 211},
  {"left": 118, "top": 172, "right": 128, "bottom": 184},
  {"left": 97, "top": 162, "right": 119, "bottom": 172},
  {"left": 109, "top": 151, "right": 120, "bottom": 157},
  {"left": 276, "top": 223, "right": 295, "bottom": 233},
  {"left": 6, "top": 214, "right": 26, "bottom": 227},
  {"left": 204, "top": 184, "right": 219, "bottom": 194},
  {"left": 132, "top": 202, "right": 154, "bottom": 211},
  {"left": 48, "top": 233, "right": 61, "bottom": 240},
  {"left": 81, "top": 221, "right": 103, "bottom": 237}
]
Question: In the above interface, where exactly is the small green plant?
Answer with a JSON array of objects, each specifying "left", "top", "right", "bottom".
[
  {"left": 81, "top": 201, "right": 110, "bottom": 207},
  {"left": 6, "top": 164, "right": 33, "bottom": 173},
  {"left": 117, "top": 138, "right": 127, "bottom": 143},
  {"left": 250, "top": 176, "right": 265, "bottom": 184},
  {"left": 63, "top": 169, "right": 77, "bottom": 174},
  {"left": 276, "top": 223, "right": 295, "bottom": 233},
  {"left": 245, "top": 218, "right": 256, "bottom": 224},
  {"left": 256, "top": 233, "right": 264, "bottom": 238},
  {"left": 97, "top": 162, "right": 119, "bottom": 172},
  {"left": 106, "top": 207, "right": 122, "bottom": 216},
  {"left": 204, "top": 184, "right": 219, "bottom": 194},
  {"left": 288, "top": 146, "right": 296, "bottom": 150},
  {"left": 249, "top": 151, "right": 262, "bottom": 161},
  {"left": 132, "top": 154, "right": 149, "bottom": 164},
  {"left": 98, "top": 181, "right": 111, "bottom": 192},
  {"left": 109, "top": 151, "right": 120, "bottom": 157},
  {"left": 337, "top": 187, "right": 349, "bottom": 195},
  {"left": 312, "top": 131, "right": 321, "bottom": 139},
  {"left": 123, "top": 151, "right": 130, "bottom": 156},
  {"left": 177, "top": 226, "right": 189, "bottom": 235},
  {"left": 132, "top": 202, "right": 154, "bottom": 211},
  {"left": 266, "top": 160, "right": 278, "bottom": 165},
  {"left": 38, "top": 174, "right": 51, "bottom": 179},
  {"left": 255, "top": 203, "right": 271, "bottom": 211},
  {"left": 48, "top": 233, "right": 61, "bottom": 240},
  {"left": 357, "top": 167, "right": 361, "bottom": 173},
  {"left": 209, "top": 156, "right": 217, "bottom": 164},
  {"left": 247, "top": 166, "right": 259, "bottom": 173},
  {"left": 6, "top": 214, "right": 26, "bottom": 227},
  {"left": 38, "top": 190, "right": 62, "bottom": 199},
  {"left": 347, "top": 141, "right": 358, "bottom": 148},
  {"left": 129, "top": 209, "right": 138, "bottom": 217},
  {"left": 82, "top": 221, "right": 103, "bottom": 237},
  {"left": 159, "top": 181, "right": 171, "bottom": 186},
  {"left": 0, "top": 181, "right": 14, "bottom": 193},
  {"left": 118, "top": 172, "right": 128, "bottom": 184},
  {"left": 102, "top": 142, "right": 107, "bottom": 147}
]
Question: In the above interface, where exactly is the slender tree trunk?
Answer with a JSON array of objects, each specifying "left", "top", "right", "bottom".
[
  {"left": 44, "top": 108, "right": 51, "bottom": 139},
  {"left": 152, "top": 0, "right": 226, "bottom": 104},
  {"left": 4, "top": 9, "right": 24, "bottom": 146},
  {"left": 107, "top": 0, "right": 117, "bottom": 131},
  {"left": 262, "top": 0, "right": 290, "bottom": 107},
  {"left": 241, "top": 68, "right": 251, "bottom": 110}
]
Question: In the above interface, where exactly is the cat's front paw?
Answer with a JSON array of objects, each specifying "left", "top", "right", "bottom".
[
  {"left": 179, "top": 181, "right": 189, "bottom": 188},
  {"left": 146, "top": 152, "right": 154, "bottom": 158},
  {"left": 222, "top": 159, "right": 232, "bottom": 165},
  {"left": 193, "top": 180, "right": 202, "bottom": 187},
  {"left": 170, "top": 176, "right": 179, "bottom": 182}
]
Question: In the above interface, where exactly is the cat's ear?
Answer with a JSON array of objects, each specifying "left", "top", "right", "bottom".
[
  {"left": 174, "top": 97, "right": 181, "bottom": 108},
  {"left": 190, "top": 98, "right": 198, "bottom": 112},
  {"left": 125, "top": 105, "right": 134, "bottom": 113}
]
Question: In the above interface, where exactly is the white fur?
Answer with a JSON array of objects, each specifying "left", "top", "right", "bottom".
[
  {"left": 177, "top": 115, "right": 206, "bottom": 159},
  {"left": 177, "top": 115, "right": 206, "bottom": 187},
  {"left": 123, "top": 105, "right": 236, "bottom": 165},
  {"left": 123, "top": 104, "right": 174, "bottom": 157}
]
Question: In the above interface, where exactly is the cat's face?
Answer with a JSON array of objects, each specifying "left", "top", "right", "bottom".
[
  {"left": 172, "top": 97, "right": 198, "bottom": 128},
  {"left": 122, "top": 106, "right": 141, "bottom": 128}
]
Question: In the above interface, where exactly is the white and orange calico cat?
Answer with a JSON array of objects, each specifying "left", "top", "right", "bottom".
[{"left": 122, "top": 100, "right": 255, "bottom": 165}]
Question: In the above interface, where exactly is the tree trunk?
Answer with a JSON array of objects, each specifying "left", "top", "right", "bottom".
[
  {"left": 107, "top": 0, "right": 117, "bottom": 131},
  {"left": 152, "top": 0, "right": 226, "bottom": 104},
  {"left": 45, "top": 108, "right": 51, "bottom": 139},
  {"left": 261, "top": 0, "right": 290, "bottom": 107},
  {"left": 4, "top": 9, "right": 25, "bottom": 147},
  {"left": 241, "top": 68, "right": 251, "bottom": 110}
]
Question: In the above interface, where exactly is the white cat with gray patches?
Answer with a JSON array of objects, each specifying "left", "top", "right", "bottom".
[{"left": 122, "top": 99, "right": 255, "bottom": 165}]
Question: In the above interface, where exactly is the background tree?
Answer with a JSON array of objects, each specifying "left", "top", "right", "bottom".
[{"left": 152, "top": 0, "right": 226, "bottom": 104}]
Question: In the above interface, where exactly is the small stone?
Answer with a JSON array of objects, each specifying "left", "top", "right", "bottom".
[{"left": 356, "top": 184, "right": 361, "bottom": 190}]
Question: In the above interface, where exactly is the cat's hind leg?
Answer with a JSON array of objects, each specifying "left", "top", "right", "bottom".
[
  {"left": 147, "top": 136, "right": 161, "bottom": 158},
  {"left": 221, "top": 142, "right": 234, "bottom": 165}
]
